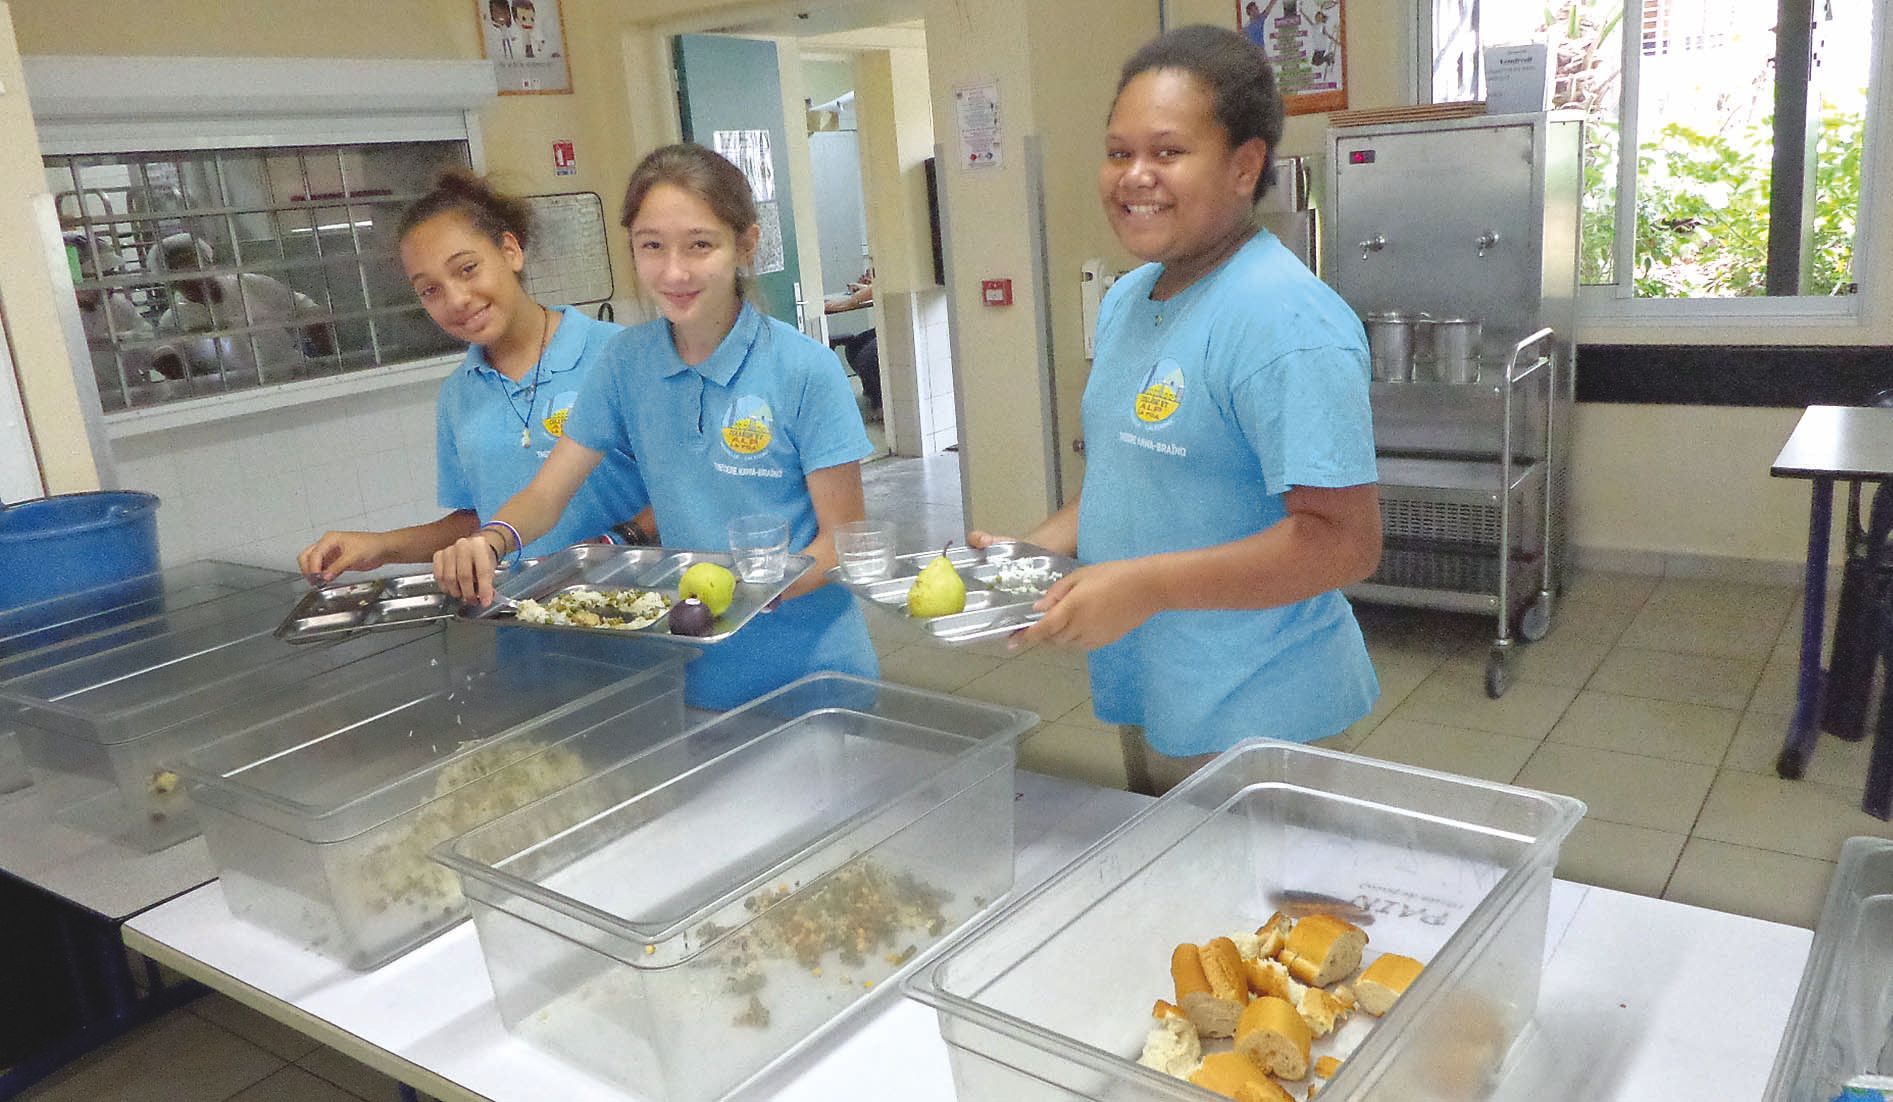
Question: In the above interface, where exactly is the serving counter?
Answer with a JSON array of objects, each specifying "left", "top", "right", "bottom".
[{"left": 123, "top": 770, "right": 1812, "bottom": 1102}]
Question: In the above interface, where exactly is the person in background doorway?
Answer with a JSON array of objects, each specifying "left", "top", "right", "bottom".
[
  {"left": 151, "top": 234, "right": 336, "bottom": 380},
  {"left": 971, "top": 25, "right": 1381, "bottom": 796},
  {"left": 824, "top": 269, "right": 881, "bottom": 416},
  {"left": 298, "top": 171, "right": 648, "bottom": 582},
  {"left": 431, "top": 143, "right": 878, "bottom": 709}
]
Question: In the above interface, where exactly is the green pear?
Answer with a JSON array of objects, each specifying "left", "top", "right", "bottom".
[
  {"left": 906, "top": 549, "right": 967, "bottom": 618},
  {"left": 679, "top": 562, "right": 737, "bottom": 616}
]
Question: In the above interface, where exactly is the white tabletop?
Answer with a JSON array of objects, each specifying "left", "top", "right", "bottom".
[
  {"left": 124, "top": 773, "right": 1813, "bottom": 1101},
  {"left": 0, "top": 770, "right": 214, "bottom": 919}
]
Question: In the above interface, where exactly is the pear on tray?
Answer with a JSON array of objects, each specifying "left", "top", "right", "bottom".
[{"left": 907, "top": 546, "right": 968, "bottom": 618}]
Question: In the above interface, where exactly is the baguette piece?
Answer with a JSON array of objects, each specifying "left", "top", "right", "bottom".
[
  {"left": 1314, "top": 1055, "right": 1342, "bottom": 1078},
  {"left": 1176, "top": 939, "right": 1250, "bottom": 1037},
  {"left": 1189, "top": 1051, "right": 1294, "bottom": 1102},
  {"left": 1138, "top": 1003, "right": 1204, "bottom": 1078},
  {"left": 1296, "top": 986, "right": 1351, "bottom": 1037},
  {"left": 1234, "top": 995, "right": 1312, "bottom": 1081},
  {"left": 1355, "top": 953, "right": 1425, "bottom": 1016},
  {"left": 1243, "top": 956, "right": 1309, "bottom": 1004},
  {"left": 1255, "top": 911, "right": 1295, "bottom": 960},
  {"left": 1280, "top": 914, "right": 1367, "bottom": 987}
]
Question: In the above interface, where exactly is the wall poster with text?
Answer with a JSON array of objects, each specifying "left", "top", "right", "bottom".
[
  {"left": 480, "top": 0, "right": 571, "bottom": 94},
  {"left": 1237, "top": 0, "right": 1348, "bottom": 116}
]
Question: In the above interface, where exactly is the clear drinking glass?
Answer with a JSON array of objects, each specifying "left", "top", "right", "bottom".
[
  {"left": 834, "top": 520, "right": 896, "bottom": 582},
  {"left": 727, "top": 514, "right": 790, "bottom": 584}
]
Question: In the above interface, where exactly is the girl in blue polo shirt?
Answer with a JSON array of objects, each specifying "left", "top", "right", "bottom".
[
  {"left": 975, "top": 26, "right": 1382, "bottom": 794},
  {"left": 299, "top": 171, "right": 646, "bottom": 580},
  {"left": 432, "top": 144, "right": 877, "bottom": 708}
]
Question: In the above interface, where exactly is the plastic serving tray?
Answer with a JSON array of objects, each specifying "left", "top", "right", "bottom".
[
  {"left": 906, "top": 739, "right": 1586, "bottom": 1102},
  {"left": 179, "top": 625, "right": 695, "bottom": 970},
  {"left": 462, "top": 543, "right": 815, "bottom": 645},
  {"left": 1766, "top": 836, "right": 1893, "bottom": 1100},
  {"left": 435, "top": 673, "right": 1036, "bottom": 1101},
  {"left": 827, "top": 541, "right": 1079, "bottom": 644}
]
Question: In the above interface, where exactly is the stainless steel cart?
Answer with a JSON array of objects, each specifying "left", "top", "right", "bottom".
[{"left": 1349, "top": 329, "right": 1557, "bottom": 697}]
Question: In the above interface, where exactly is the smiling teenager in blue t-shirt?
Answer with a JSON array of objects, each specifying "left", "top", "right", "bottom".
[
  {"left": 299, "top": 172, "right": 647, "bottom": 581},
  {"left": 973, "top": 27, "right": 1382, "bottom": 795},
  {"left": 431, "top": 144, "right": 876, "bottom": 709}
]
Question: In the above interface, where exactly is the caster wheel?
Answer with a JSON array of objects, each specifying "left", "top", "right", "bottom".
[
  {"left": 1485, "top": 654, "right": 1509, "bottom": 699},
  {"left": 1519, "top": 594, "right": 1552, "bottom": 643}
]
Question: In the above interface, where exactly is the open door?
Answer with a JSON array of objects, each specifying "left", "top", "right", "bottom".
[{"left": 673, "top": 34, "right": 809, "bottom": 333}]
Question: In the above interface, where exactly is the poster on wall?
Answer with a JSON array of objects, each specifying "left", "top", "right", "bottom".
[
  {"left": 1237, "top": 0, "right": 1348, "bottom": 115},
  {"left": 479, "top": 0, "right": 571, "bottom": 95},
  {"left": 954, "top": 80, "right": 1003, "bottom": 168},
  {"left": 713, "top": 130, "right": 777, "bottom": 203}
]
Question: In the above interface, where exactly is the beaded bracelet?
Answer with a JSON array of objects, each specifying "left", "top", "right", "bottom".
[{"left": 479, "top": 520, "right": 524, "bottom": 567}]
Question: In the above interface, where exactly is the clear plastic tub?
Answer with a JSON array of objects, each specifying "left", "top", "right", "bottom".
[
  {"left": 0, "top": 561, "right": 296, "bottom": 797},
  {"left": 1, "top": 601, "right": 408, "bottom": 851},
  {"left": 906, "top": 739, "right": 1585, "bottom": 1102},
  {"left": 179, "top": 626, "right": 696, "bottom": 970},
  {"left": 435, "top": 673, "right": 1036, "bottom": 1101},
  {"left": 1765, "top": 836, "right": 1893, "bottom": 1100}
]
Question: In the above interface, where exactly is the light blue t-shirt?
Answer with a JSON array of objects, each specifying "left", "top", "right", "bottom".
[
  {"left": 563, "top": 303, "right": 878, "bottom": 709},
  {"left": 436, "top": 305, "right": 648, "bottom": 558},
  {"left": 1079, "top": 231, "right": 1380, "bottom": 755}
]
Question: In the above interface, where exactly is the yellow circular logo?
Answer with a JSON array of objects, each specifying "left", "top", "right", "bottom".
[
  {"left": 541, "top": 408, "right": 569, "bottom": 438},
  {"left": 1134, "top": 363, "right": 1186, "bottom": 425},
  {"left": 722, "top": 417, "right": 772, "bottom": 455}
]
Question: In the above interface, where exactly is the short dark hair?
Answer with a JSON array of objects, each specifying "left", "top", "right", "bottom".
[
  {"left": 398, "top": 169, "right": 534, "bottom": 253},
  {"left": 1115, "top": 25, "right": 1286, "bottom": 200}
]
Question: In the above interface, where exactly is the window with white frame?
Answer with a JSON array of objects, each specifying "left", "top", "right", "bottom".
[
  {"left": 51, "top": 142, "right": 472, "bottom": 413},
  {"left": 1425, "top": 0, "right": 1878, "bottom": 304}
]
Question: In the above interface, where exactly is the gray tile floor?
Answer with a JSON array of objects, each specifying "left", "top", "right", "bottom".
[{"left": 20, "top": 452, "right": 1891, "bottom": 1099}]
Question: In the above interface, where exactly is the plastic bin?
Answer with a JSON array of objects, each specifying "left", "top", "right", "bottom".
[
  {"left": 0, "top": 491, "right": 160, "bottom": 611},
  {"left": 905, "top": 739, "right": 1585, "bottom": 1102},
  {"left": 0, "top": 602, "right": 411, "bottom": 851},
  {"left": 0, "top": 561, "right": 296, "bottom": 798},
  {"left": 1765, "top": 837, "right": 1893, "bottom": 1100},
  {"left": 177, "top": 627, "right": 695, "bottom": 970},
  {"left": 434, "top": 673, "right": 1036, "bottom": 1101}
]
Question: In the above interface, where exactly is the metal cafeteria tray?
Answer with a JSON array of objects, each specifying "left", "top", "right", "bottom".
[
  {"left": 828, "top": 541, "right": 1079, "bottom": 644},
  {"left": 278, "top": 562, "right": 540, "bottom": 644},
  {"left": 461, "top": 543, "right": 815, "bottom": 645}
]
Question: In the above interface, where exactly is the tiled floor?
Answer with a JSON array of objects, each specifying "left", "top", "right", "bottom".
[{"left": 18, "top": 453, "right": 1892, "bottom": 1099}]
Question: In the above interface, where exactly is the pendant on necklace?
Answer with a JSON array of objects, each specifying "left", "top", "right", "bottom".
[{"left": 520, "top": 427, "right": 532, "bottom": 448}]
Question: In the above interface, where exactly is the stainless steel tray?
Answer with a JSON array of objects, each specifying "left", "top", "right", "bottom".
[
  {"left": 277, "top": 561, "right": 535, "bottom": 644},
  {"left": 461, "top": 543, "right": 815, "bottom": 645},
  {"left": 827, "top": 541, "right": 1079, "bottom": 644}
]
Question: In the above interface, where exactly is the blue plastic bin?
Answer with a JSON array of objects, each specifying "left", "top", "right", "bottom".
[{"left": 0, "top": 491, "right": 161, "bottom": 614}]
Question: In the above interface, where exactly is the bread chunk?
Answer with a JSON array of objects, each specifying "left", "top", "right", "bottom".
[
  {"left": 1234, "top": 995, "right": 1312, "bottom": 1081},
  {"left": 1280, "top": 915, "right": 1367, "bottom": 987},
  {"left": 1176, "top": 938, "right": 1250, "bottom": 1037},
  {"left": 1355, "top": 953, "right": 1424, "bottom": 1016}
]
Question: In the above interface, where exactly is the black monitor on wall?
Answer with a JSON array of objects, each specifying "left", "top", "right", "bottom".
[{"left": 924, "top": 156, "right": 945, "bottom": 286}]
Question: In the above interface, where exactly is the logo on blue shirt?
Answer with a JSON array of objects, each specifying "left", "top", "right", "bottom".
[
  {"left": 721, "top": 394, "right": 775, "bottom": 457},
  {"left": 1134, "top": 360, "right": 1186, "bottom": 429}
]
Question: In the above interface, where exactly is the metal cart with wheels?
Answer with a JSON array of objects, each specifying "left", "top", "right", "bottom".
[{"left": 1348, "top": 329, "right": 1558, "bottom": 698}]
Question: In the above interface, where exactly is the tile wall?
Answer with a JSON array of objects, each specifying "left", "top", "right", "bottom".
[{"left": 110, "top": 379, "right": 441, "bottom": 571}]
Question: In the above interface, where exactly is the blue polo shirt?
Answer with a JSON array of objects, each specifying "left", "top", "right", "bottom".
[
  {"left": 1079, "top": 231, "right": 1380, "bottom": 754},
  {"left": 563, "top": 303, "right": 877, "bottom": 708},
  {"left": 436, "top": 306, "right": 648, "bottom": 558}
]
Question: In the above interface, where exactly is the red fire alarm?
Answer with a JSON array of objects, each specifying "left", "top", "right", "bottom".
[{"left": 980, "top": 278, "right": 1012, "bottom": 306}]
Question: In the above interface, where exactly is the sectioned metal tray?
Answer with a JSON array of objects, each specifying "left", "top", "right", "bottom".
[
  {"left": 277, "top": 563, "right": 537, "bottom": 644},
  {"left": 460, "top": 543, "right": 814, "bottom": 645},
  {"left": 828, "top": 541, "right": 1079, "bottom": 644}
]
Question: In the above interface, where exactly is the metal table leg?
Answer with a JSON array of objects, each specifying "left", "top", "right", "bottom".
[{"left": 1777, "top": 477, "right": 1835, "bottom": 779}]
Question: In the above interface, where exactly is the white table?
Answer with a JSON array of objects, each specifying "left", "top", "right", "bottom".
[
  {"left": 125, "top": 773, "right": 1813, "bottom": 1101},
  {"left": 0, "top": 771, "right": 214, "bottom": 919}
]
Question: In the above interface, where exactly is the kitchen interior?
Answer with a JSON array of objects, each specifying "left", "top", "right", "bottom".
[{"left": 0, "top": 0, "right": 1890, "bottom": 1100}]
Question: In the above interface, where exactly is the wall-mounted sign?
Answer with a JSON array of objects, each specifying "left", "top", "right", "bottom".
[
  {"left": 1237, "top": 0, "right": 1348, "bottom": 116},
  {"left": 552, "top": 140, "right": 576, "bottom": 177},
  {"left": 713, "top": 129, "right": 777, "bottom": 202},
  {"left": 480, "top": 0, "right": 572, "bottom": 95},
  {"left": 954, "top": 80, "right": 1002, "bottom": 169}
]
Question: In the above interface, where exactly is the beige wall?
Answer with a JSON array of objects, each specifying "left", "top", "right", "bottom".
[{"left": 0, "top": 2, "right": 100, "bottom": 491}]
